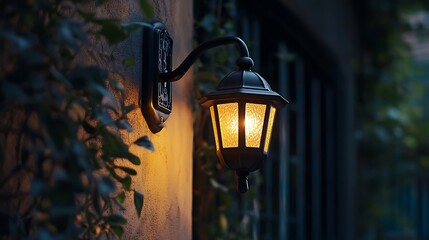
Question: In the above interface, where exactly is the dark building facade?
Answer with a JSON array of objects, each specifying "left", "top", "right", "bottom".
[
  {"left": 193, "top": 0, "right": 358, "bottom": 239},
  {"left": 237, "top": 1, "right": 358, "bottom": 239}
]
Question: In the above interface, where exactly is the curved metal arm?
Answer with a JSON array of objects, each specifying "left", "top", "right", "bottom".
[{"left": 159, "top": 36, "right": 250, "bottom": 82}]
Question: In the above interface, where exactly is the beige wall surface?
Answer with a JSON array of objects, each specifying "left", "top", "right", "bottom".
[{"left": 100, "top": 0, "right": 193, "bottom": 239}]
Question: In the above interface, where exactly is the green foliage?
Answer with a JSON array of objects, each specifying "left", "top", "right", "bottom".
[
  {"left": 134, "top": 135, "right": 155, "bottom": 152},
  {"left": 0, "top": 0, "right": 153, "bottom": 239},
  {"left": 133, "top": 190, "right": 144, "bottom": 218},
  {"left": 356, "top": 1, "right": 429, "bottom": 237},
  {"left": 139, "top": 0, "right": 154, "bottom": 19}
]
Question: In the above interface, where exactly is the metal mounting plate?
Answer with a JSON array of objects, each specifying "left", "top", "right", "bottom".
[{"left": 141, "top": 22, "right": 173, "bottom": 133}]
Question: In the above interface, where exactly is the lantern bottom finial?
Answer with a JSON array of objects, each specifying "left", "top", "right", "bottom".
[{"left": 236, "top": 171, "right": 249, "bottom": 193}]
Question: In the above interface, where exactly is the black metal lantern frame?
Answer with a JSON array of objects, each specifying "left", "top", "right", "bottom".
[
  {"left": 206, "top": 99, "right": 275, "bottom": 193},
  {"left": 200, "top": 57, "right": 287, "bottom": 193},
  {"left": 141, "top": 21, "right": 288, "bottom": 193}
]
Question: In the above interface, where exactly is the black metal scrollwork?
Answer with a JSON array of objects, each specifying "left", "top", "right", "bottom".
[{"left": 157, "top": 30, "right": 172, "bottom": 111}]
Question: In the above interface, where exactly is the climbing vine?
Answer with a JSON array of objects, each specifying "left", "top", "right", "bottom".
[{"left": 0, "top": 0, "right": 153, "bottom": 238}]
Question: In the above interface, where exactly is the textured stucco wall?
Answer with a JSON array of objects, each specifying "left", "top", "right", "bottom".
[{"left": 100, "top": 0, "right": 193, "bottom": 239}]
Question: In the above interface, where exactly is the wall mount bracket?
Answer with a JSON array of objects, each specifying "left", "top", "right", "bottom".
[{"left": 141, "top": 22, "right": 173, "bottom": 133}]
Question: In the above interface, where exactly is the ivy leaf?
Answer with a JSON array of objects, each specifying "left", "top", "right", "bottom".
[
  {"left": 116, "top": 192, "right": 125, "bottom": 204},
  {"left": 88, "top": 82, "right": 116, "bottom": 105},
  {"left": 121, "top": 175, "right": 132, "bottom": 191},
  {"left": 123, "top": 57, "right": 136, "bottom": 67},
  {"left": 139, "top": 0, "right": 154, "bottom": 19},
  {"left": 118, "top": 120, "right": 133, "bottom": 132},
  {"left": 124, "top": 104, "right": 136, "bottom": 114},
  {"left": 68, "top": 66, "right": 107, "bottom": 90},
  {"left": 82, "top": 120, "right": 96, "bottom": 134},
  {"left": 101, "top": 129, "right": 141, "bottom": 165},
  {"left": 58, "top": 20, "right": 78, "bottom": 50},
  {"left": 111, "top": 225, "right": 124, "bottom": 238},
  {"left": 134, "top": 136, "right": 154, "bottom": 151},
  {"left": 134, "top": 190, "right": 144, "bottom": 218},
  {"left": 96, "top": 19, "right": 128, "bottom": 45},
  {"left": 117, "top": 166, "right": 137, "bottom": 176},
  {"left": 97, "top": 112, "right": 114, "bottom": 125},
  {"left": 125, "top": 152, "right": 141, "bottom": 165},
  {"left": 106, "top": 214, "right": 127, "bottom": 225},
  {"left": 109, "top": 168, "right": 123, "bottom": 183},
  {"left": 110, "top": 78, "right": 125, "bottom": 92}
]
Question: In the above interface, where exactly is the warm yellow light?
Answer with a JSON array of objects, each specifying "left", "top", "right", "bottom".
[
  {"left": 245, "top": 103, "right": 266, "bottom": 148},
  {"left": 210, "top": 106, "right": 220, "bottom": 150},
  {"left": 263, "top": 107, "right": 276, "bottom": 152},
  {"left": 217, "top": 103, "right": 239, "bottom": 148}
]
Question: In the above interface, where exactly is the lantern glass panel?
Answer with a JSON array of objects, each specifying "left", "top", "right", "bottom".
[
  {"left": 217, "top": 103, "right": 239, "bottom": 148},
  {"left": 245, "top": 103, "right": 267, "bottom": 148},
  {"left": 210, "top": 106, "right": 220, "bottom": 150},
  {"left": 264, "top": 107, "right": 276, "bottom": 152}
]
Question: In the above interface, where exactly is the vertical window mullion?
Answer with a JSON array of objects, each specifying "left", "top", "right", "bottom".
[
  {"left": 325, "top": 87, "right": 336, "bottom": 240},
  {"left": 311, "top": 78, "right": 322, "bottom": 240},
  {"left": 296, "top": 59, "right": 306, "bottom": 240}
]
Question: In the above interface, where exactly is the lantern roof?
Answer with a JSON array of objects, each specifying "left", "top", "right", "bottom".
[{"left": 200, "top": 57, "right": 289, "bottom": 108}]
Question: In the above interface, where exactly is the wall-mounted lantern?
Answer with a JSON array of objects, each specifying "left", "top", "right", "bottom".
[{"left": 141, "top": 22, "right": 288, "bottom": 193}]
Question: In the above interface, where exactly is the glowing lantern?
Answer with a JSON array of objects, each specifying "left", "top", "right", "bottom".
[
  {"left": 200, "top": 57, "right": 288, "bottom": 193},
  {"left": 140, "top": 21, "right": 288, "bottom": 192}
]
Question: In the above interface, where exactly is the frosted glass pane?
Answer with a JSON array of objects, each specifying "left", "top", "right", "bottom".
[
  {"left": 264, "top": 107, "right": 276, "bottom": 152},
  {"left": 217, "top": 103, "right": 238, "bottom": 148},
  {"left": 245, "top": 103, "right": 266, "bottom": 148},
  {"left": 210, "top": 106, "right": 220, "bottom": 150}
]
